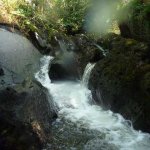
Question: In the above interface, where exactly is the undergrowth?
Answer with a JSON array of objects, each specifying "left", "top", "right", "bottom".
[{"left": 0, "top": 0, "right": 90, "bottom": 39}]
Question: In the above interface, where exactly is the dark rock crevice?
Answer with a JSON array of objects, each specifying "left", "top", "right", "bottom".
[{"left": 48, "top": 34, "right": 104, "bottom": 81}]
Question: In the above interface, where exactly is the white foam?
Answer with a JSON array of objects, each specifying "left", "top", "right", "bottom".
[{"left": 35, "top": 56, "right": 150, "bottom": 150}]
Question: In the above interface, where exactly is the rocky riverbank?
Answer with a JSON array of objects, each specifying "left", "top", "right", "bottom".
[
  {"left": 0, "top": 6, "right": 150, "bottom": 148},
  {"left": 42, "top": 30, "right": 150, "bottom": 133},
  {"left": 0, "top": 27, "right": 56, "bottom": 149},
  {"left": 89, "top": 33, "right": 150, "bottom": 132}
]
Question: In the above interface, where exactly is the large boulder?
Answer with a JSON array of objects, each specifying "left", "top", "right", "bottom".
[
  {"left": 0, "top": 27, "right": 56, "bottom": 149},
  {"left": 89, "top": 33, "right": 150, "bottom": 132},
  {"left": 0, "top": 83, "right": 54, "bottom": 150},
  {"left": 0, "top": 27, "right": 41, "bottom": 77}
]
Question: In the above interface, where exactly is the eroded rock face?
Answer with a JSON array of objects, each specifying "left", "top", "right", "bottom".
[
  {"left": 0, "top": 28, "right": 56, "bottom": 149},
  {"left": 48, "top": 34, "right": 103, "bottom": 81},
  {"left": 89, "top": 34, "right": 150, "bottom": 132}
]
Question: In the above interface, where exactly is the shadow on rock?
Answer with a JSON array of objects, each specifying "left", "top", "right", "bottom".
[
  {"left": 89, "top": 33, "right": 150, "bottom": 132},
  {"left": 0, "top": 27, "right": 57, "bottom": 149}
]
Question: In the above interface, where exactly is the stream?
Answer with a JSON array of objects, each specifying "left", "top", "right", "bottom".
[{"left": 35, "top": 56, "right": 150, "bottom": 150}]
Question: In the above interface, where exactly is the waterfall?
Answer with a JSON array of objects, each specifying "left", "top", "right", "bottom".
[
  {"left": 54, "top": 36, "right": 67, "bottom": 52},
  {"left": 35, "top": 56, "right": 150, "bottom": 150},
  {"left": 35, "top": 56, "right": 53, "bottom": 87},
  {"left": 82, "top": 63, "right": 95, "bottom": 88},
  {"left": 94, "top": 43, "right": 108, "bottom": 56}
]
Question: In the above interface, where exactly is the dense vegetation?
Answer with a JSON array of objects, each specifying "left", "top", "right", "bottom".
[
  {"left": 1, "top": 0, "right": 150, "bottom": 38},
  {"left": 0, "top": 0, "right": 150, "bottom": 149},
  {"left": 126, "top": 0, "right": 150, "bottom": 42},
  {"left": 0, "top": 0, "right": 90, "bottom": 39}
]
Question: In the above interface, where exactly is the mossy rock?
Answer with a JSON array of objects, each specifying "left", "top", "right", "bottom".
[
  {"left": 119, "top": 1, "right": 150, "bottom": 43},
  {"left": 89, "top": 34, "right": 150, "bottom": 132},
  {"left": 141, "top": 72, "right": 150, "bottom": 97}
]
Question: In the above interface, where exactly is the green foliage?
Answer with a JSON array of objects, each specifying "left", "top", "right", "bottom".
[
  {"left": 54, "top": 0, "right": 90, "bottom": 33},
  {"left": 126, "top": 0, "right": 150, "bottom": 20},
  {"left": 0, "top": 0, "right": 90, "bottom": 38}
]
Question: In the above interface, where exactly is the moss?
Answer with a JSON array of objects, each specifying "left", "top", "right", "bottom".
[
  {"left": 127, "top": 0, "right": 150, "bottom": 42},
  {"left": 140, "top": 64, "right": 150, "bottom": 73},
  {"left": 141, "top": 72, "right": 150, "bottom": 97},
  {"left": 89, "top": 34, "right": 150, "bottom": 131},
  {"left": 125, "top": 39, "right": 136, "bottom": 46},
  {"left": 101, "top": 54, "right": 137, "bottom": 90}
]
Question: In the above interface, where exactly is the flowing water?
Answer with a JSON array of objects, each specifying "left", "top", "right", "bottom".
[
  {"left": 94, "top": 43, "right": 108, "bottom": 56},
  {"left": 35, "top": 56, "right": 150, "bottom": 150}
]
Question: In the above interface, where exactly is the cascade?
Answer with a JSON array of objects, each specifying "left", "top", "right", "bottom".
[
  {"left": 82, "top": 63, "right": 95, "bottom": 88},
  {"left": 35, "top": 56, "right": 150, "bottom": 150}
]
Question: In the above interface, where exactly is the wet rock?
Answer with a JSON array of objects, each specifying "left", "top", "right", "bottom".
[
  {"left": 48, "top": 35, "right": 78, "bottom": 80},
  {"left": 28, "top": 31, "right": 52, "bottom": 54},
  {"left": 0, "top": 68, "right": 4, "bottom": 76},
  {"left": 89, "top": 34, "right": 150, "bottom": 132},
  {"left": 49, "top": 63, "right": 76, "bottom": 80},
  {"left": 84, "top": 139, "right": 118, "bottom": 150},
  {"left": 0, "top": 23, "right": 52, "bottom": 55},
  {"left": 48, "top": 34, "right": 79, "bottom": 81},
  {"left": 76, "top": 43, "right": 104, "bottom": 77},
  {"left": 0, "top": 117, "right": 42, "bottom": 150},
  {"left": 0, "top": 82, "right": 56, "bottom": 143},
  {"left": 0, "top": 28, "right": 56, "bottom": 149},
  {"left": 72, "top": 34, "right": 91, "bottom": 52},
  {"left": 48, "top": 34, "right": 103, "bottom": 81},
  {"left": 46, "top": 119, "right": 107, "bottom": 150},
  {"left": 49, "top": 49, "right": 79, "bottom": 81},
  {"left": 141, "top": 71, "right": 150, "bottom": 97},
  {"left": 0, "top": 28, "right": 41, "bottom": 77}
]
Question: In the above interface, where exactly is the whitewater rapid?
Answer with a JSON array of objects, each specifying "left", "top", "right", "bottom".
[{"left": 35, "top": 56, "right": 150, "bottom": 150}]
